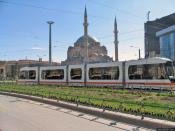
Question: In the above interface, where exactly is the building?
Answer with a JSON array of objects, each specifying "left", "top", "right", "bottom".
[
  {"left": 61, "top": 7, "right": 113, "bottom": 65},
  {"left": 156, "top": 25, "right": 175, "bottom": 60},
  {"left": 0, "top": 60, "right": 59, "bottom": 80},
  {"left": 144, "top": 13, "right": 175, "bottom": 58}
]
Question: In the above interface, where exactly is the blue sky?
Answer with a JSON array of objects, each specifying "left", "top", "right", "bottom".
[{"left": 0, "top": 0, "right": 175, "bottom": 62}]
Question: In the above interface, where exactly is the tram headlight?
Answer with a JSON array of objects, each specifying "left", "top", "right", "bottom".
[{"left": 169, "top": 76, "right": 175, "bottom": 82}]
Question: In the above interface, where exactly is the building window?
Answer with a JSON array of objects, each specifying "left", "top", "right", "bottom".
[
  {"left": 41, "top": 69, "right": 64, "bottom": 80},
  {"left": 159, "top": 31, "right": 175, "bottom": 61},
  {"left": 19, "top": 70, "right": 36, "bottom": 80},
  {"left": 70, "top": 68, "right": 82, "bottom": 80},
  {"left": 89, "top": 66, "right": 119, "bottom": 80},
  {"left": 160, "top": 34, "right": 171, "bottom": 59},
  {"left": 173, "top": 32, "right": 175, "bottom": 59}
]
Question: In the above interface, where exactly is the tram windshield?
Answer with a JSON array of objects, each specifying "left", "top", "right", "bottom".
[
  {"left": 165, "top": 61, "right": 174, "bottom": 78},
  {"left": 128, "top": 61, "right": 174, "bottom": 80}
]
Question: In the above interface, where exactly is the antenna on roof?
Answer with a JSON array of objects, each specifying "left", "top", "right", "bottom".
[{"left": 147, "top": 11, "right": 150, "bottom": 21}]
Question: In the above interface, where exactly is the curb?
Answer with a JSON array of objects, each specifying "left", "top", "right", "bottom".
[{"left": 0, "top": 91, "right": 175, "bottom": 129}]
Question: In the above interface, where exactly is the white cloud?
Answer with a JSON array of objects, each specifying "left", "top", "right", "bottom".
[{"left": 30, "top": 47, "right": 46, "bottom": 51}]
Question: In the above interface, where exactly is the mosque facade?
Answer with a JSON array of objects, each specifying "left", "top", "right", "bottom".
[{"left": 61, "top": 7, "right": 118, "bottom": 65}]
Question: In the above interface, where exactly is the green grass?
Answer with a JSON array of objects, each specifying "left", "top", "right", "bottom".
[{"left": 0, "top": 84, "right": 175, "bottom": 121}]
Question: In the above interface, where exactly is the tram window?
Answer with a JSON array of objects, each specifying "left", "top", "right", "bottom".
[
  {"left": 89, "top": 66, "right": 119, "bottom": 80},
  {"left": 19, "top": 70, "right": 36, "bottom": 80},
  {"left": 19, "top": 71, "right": 27, "bottom": 79},
  {"left": 29, "top": 70, "right": 36, "bottom": 79},
  {"left": 70, "top": 68, "right": 82, "bottom": 80},
  {"left": 0, "top": 69, "right": 3, "bottom": 74},
  {"left": 0, "top": 69, "right": 4, "bottom": 79},
  {"left": 41, "top": 69, "right": 64, "bottom": 80},
  {"left": 165, "top": 61, "right": 174, "bottom": 77},
  {"left": 128, "top": 64, "right": 167, "bottom": 80}
]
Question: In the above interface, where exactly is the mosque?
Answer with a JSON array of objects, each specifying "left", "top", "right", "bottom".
[{"left": 61, "top": 7, "right": 118, "bottom": 65}]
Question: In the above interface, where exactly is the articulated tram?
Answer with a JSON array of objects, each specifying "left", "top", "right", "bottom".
[{"left": 17, "top": 57, "right": 175, "bottom": 90}]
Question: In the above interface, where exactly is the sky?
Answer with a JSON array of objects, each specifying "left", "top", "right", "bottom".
[{"left": 0, "top": 0, "right": 175, "bottom": 62}]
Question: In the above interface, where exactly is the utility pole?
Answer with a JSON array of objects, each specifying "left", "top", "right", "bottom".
[
  {"left": 139, "top": 48, "right": 141, "bottom": 60},
  {"left": 114, "top": 17, "right": 119, "bottom": 61},
  {"left": 47, "top": 21, "right": 54, "bottom": 65},
  {"left": 145, "top": 11, "right": 150, "bottom": 58},
  {"left": 130, "top": 46, "right": 141, "bottom": 60}
]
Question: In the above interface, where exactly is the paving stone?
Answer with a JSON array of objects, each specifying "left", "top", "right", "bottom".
[
  {"left": 68, "top": 111, "right": 82, "bottom": 116},
  {"left": 59, "top": 108, "right": 71, "bottom": 113},
  {"left": 48, "top": 106, "right": 60, "bottom": 110},
  {"left": 95, "top": 118, "right": 114, "bottom": 125},
  {"left": 80, "top": 114, "right": 97, "bottom": 121},
  {"left": 32, "top": 102, "right": 42, "bottom": 105},
  {"left": 42, "top": 104, "right": 51, "bottom": 108},
  {"left": 113, "top": 123, "right": 151, "bottom": 131}
]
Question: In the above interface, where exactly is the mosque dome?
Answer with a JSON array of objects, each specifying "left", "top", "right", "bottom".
[{"left": 75, "top": 35, "right": 99, "bottom": 46}]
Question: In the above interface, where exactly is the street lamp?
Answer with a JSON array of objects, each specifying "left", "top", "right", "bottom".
[
  {"left": 47, "top": 21, "right": 54, "bottom": 65},
  {"left": 130, "top": 46, "right": 141, "bottom": 60}
]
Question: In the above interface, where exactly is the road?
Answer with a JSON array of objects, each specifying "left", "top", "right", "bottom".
[{"left": 0, "top": 95, "right": 151, "bottom": 131}]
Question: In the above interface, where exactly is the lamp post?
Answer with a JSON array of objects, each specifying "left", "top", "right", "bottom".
[
  {"left": 130, "top": 46, "right": 141, "bottom": 60},
  {"left": 3, "top": 54, "right": 7, "bottom": 80},
  {"left": 47, "top": 21, "right": 54, "bottom": 65}
]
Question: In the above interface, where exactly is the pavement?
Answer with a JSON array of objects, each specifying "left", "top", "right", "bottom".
[{"left": 0, "top": 95, "right": 152, "bottom": 131}]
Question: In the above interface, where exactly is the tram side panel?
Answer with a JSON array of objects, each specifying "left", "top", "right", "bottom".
[
  {"left": 122, "top": 62, "right": 126, "bottom": 88},
  {"left": 39, "top": 66, "right": 67, "bottom": 85},
  {"left": 18, "top": 67, "right": 38, "bottom": 85},
  {"left": 68, "top": 64, "right": 85, "bottom": 86},
  {"left": 86, "top": 62, "right": 123, "bottom": 87}
]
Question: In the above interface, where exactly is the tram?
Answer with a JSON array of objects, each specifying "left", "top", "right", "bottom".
[{"left": 18, "top": 57, "right": 175, "bottom": 90}]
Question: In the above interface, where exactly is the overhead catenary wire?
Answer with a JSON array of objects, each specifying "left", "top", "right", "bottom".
[
  {"left": 0, "top": 0, "right": 171, "bottom": 27},
  {"left": 88, "top": 0, "right": 145, "bottom": 20},
  {"left": 87, "top": 0, "right": 171, "bottom": 28},
  {"left": 0, "top": 0, "right": 165, "bottom": 41},
  {"left": 1, "top": 0, "right": 169, "bottom": 60},
  {"left": 98, "top": 29, "right": 144, "bottom": 40},
  {"left": 0, "top": 0, "right": 145, "bottom": 25},
  {"left": 0, "top": 26, "right": 144, "bottom": 47},
  {"left": 0, "top": 1, "right": 111, "bottom": 20}
]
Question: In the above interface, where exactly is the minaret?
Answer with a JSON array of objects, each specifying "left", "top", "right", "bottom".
[
  {"left": 83, "top": 6, "right": 89, "bottom": 63},
  {"left": 114, "top": 17, "right": 119, "bottom": 61},
  {"left": 83, "top": 6, "right": 88, "bottom": 36}
]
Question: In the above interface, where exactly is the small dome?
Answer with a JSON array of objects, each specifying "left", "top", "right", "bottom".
[{"left": 91, "top": 36, "right": 99, "bottom": 42}]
